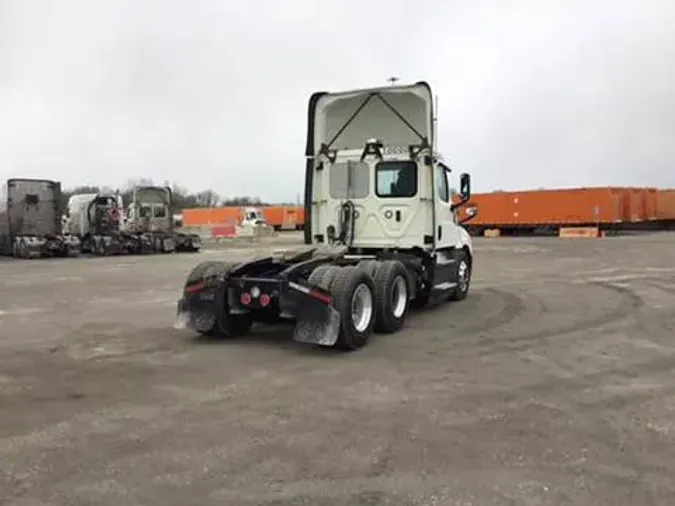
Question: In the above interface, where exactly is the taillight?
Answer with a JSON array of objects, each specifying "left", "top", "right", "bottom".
[
  {"left": 259, "top": 293, "right": 271, "bottom": 306},
  {"left": 240, "top": 292, "right": 252, "bottom": 305},
  {"left": 185, "top": 281, "right": 206, "bottom": 295}
]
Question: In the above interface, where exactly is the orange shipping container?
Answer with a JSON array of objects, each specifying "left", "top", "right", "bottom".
[
  {"left": 262, "top": 206, "right": 304, "bottom": 230},
  {"left": 642, "top": 188, "right": 658, "bottom": 220},
  {"left": 625, "top": 188, "right": 645, "bottom": 223},
  {"left": 182, "top": 207, "right": 243, "bottom": 226},
  {"left": 656, "top": 189, "right": 675, "bottom": 220},
  {"left": 183, "top": 205, "right": 306, "bottom": 229},
  {"left": 459, "top": 187, "right": 652, "bottom": 226}
]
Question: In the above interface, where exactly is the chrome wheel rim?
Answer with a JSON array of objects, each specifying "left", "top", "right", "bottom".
[
  {"left": 351, "top": 283, "right": 374, "bottom": 332},
  {"left": 392, "top": 275, "right": 408, "bottom": 318},
  {"left": 458, "top": 260, "right": 470, "bottom": 292}
]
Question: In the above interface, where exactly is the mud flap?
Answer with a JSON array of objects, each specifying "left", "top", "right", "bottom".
[
  {"left": 174, "top": 298, "right": 216, "bottom": 332},
  {"left": 292, "top": 297, "right": 341, "bottom": 347}
]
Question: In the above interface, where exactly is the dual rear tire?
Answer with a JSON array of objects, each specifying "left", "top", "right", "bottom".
[
  {"left": 186, "top": 261, "right": 253, "bottom": 339},
  {"left": 308, "top": 260, "right": 411, "bottom": 351}
]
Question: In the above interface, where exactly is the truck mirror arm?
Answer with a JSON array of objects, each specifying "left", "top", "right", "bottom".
[{"left": 449, "top": 196, "right": 470, "bottom": 213}]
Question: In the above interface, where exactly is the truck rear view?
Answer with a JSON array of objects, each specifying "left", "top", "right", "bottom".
[
  {"left": 0, "top": 179, "right": 79, "bottom": 258},
  {"left": 175, "top": 81, "right": 475, "bottom": 351},
  {"left": 124, "top": 186, "right": 201, "bottom": 253}
]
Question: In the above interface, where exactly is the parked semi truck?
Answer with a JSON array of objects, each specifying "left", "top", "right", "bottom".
[
  {"left": 63, "top": 186, "right": 201, "bottom": 255},
  {"left": 0, "top": 178, "right": 80, "bottom": 258},
  {"left": 176, "top": 81, "right": 477, "bottom": 350},
  {"left": 63, "top": 190, "right": 144, "bottom": 255},
  {"left": 122, "top": 186, "right": 201, "bottom": 253}
]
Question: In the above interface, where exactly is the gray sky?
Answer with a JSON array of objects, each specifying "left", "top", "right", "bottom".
[{"left": 2, "top": 0, "right": 674, "bottom": 202}]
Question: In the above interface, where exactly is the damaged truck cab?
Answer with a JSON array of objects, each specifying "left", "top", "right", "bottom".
[{"left": 176, "top": 81, "right": 475, "bottom": 351}]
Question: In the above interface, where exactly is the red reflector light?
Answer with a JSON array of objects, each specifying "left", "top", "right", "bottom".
[
  {"left": 185, "top": 281, "right": 205, "bottom": 294},
  {"left": 309, "top": 289, "right": 332, "bottom": 305},
  {"left": 259, "top": 293, "right": 270, "bottom": 306},
  {"left": 240, "top": 292, "right": 252, "bottom": 305}
]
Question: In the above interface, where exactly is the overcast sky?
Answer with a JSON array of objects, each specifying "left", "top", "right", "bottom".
[{"left": 2, "top": 0, "right": 674, "bottom": 202}]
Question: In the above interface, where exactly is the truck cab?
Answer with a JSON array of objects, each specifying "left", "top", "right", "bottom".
[
  {"left": 124, "top": 186, "right": 173, "bottom": 234},
  {"left": 305, "top": 82, "right": 472, "bottom": 255}
]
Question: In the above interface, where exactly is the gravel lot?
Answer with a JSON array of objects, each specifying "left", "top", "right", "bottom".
[{"left": 2, "top": 232, "right": 675, "bottom": 505}]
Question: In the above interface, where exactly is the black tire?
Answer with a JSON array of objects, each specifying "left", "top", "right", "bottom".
[
  {"left": 185, "top": 261, "right": 226, "bottom": 284},
  {"left": 204, "top": 307, "right": 253, "bottom": 338},
  {"left": 330, "top": 266, "right": 376, "bottom": 351},
  {"left": 448, "top": 249, "right": 471, "bottom": 301},
  {"left": 373, "top": 260, "right": 410, "bottom": 333},
  {"left": 185, "top": 261, "right": 253, "bottom": 338},
  {"left": 357, "top": 259, "right": 379, "bottom": 278},
  {"left": 307, "top": 264, "right": 342, "bottom": 290}
]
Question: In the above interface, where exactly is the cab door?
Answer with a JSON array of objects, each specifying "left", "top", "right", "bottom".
[
  {"left": 434, "top": 163, "right": 455, "bottom": 248},
  {"left": 430, "top": 163, "right": 459, "bottom": 295}
]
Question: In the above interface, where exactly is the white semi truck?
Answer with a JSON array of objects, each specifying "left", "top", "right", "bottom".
[
  {"left": 176, "top": 81, "right": 477, "bottom": 350},
  {"left": 63, "top": 191, "right": 134, "bottom": 255},
  {"left": 63, "top": 186, "right": 201, "bottom": 255}
]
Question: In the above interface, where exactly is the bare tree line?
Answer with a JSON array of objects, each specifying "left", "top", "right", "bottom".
[{"left": 60, "top": 178, "right": 298, "bottom": 214}]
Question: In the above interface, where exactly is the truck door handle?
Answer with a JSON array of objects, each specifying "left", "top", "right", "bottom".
[
  {"left": 437, "top": 225, "right": 442, "bottom": 240},
  {"left": 395, "top": 210, "right": 401, "bottom": 222}
]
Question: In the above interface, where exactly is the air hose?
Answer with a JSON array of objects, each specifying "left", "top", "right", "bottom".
[{"left": 337, "top": 200, "right": 356, "bottom": 247}]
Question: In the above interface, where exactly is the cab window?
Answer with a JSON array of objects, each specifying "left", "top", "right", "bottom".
[
  {"left": 139, "top": 205, "right": 152, "bottom": 218},
  {"left": 329, "top": 161, "right": 369, "bottom": 199},
  {"left": 153, "top": 205, "right": 167, "bottom": 218},
  {"left": 376, "top": 161, "right": 417, "bottom": 198},
  {"left": 436, "top": 165, "right": 450, "bottom": 203}
]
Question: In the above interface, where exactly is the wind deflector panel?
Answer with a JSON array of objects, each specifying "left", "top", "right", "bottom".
[
  {"left": 304, "top": 83, "right": 434, "bottom": 245},
  {"left": 6, "top": 179, "right": 61, "bottom": 237},
  {"left": 304, "top": 92, "right": 327, "bottom": 244},
  {"left": 309, "top": 82, "right": 434, "bottom": 157}
]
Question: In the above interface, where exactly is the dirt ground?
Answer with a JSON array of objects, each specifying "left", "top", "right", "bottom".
[{"left": 1, "top": 232, "right": 675, "bottom": 506}]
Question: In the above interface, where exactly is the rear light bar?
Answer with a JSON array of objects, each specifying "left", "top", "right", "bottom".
[{"left": 240, "top": 290, "right": 272, "bottom": 306}]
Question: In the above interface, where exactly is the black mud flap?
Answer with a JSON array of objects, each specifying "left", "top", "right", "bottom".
[
  {"left": 174, "top": 297, "right": 216, "bottom": 332},
  {"left": 292, "top": 295, "right": 341, "bottom": 347}
]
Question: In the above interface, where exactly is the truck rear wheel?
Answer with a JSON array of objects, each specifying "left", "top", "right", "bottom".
[
  {"left": 357, "top": 259, "right": 379, "bottom": 277},
  {"left": 330, "top": 266, "right": 376, "bottom": 351},
  {"left": 307, "top": 264, "right": 342, "bottom": 290},
  {"left": 186, "top": 261, "right": 253, "bottom": 338},
  {"left": 373, "top": 260, "right": 410, "bottom": 333}
]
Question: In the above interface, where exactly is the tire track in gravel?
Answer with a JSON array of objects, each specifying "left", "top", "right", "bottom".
[
  {"left": 408, "top": 288, "right": 528, "bottom": 334},
  {"left": 447, "top": 351, "right": 675, "bottom": 409},
  {"left": 456, "top": 289, "right": 528, "bottom": 334},
  {"left": 462, "top": 281, "right": 645, "bottom": 357},
  {"left": 644, "top": 279, "right": 675, "bottom": 297}
]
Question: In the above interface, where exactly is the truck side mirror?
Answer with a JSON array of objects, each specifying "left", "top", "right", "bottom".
[
  {"left": 450, "top": 172, "right": 472, "bottom": 212},
  {"left": 459, "top": 173, "right": 471, "bottom": 201}
]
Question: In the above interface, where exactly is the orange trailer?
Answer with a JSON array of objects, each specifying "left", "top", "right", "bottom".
[
  {"left": 459, "top": 187, "right": 631, "bottom": 226},
  {"left": 182, "top": 207, "right": 242, "bottom": 227},
  {"left": 182, "top": 205, "right": 306, "bottom": 230},
  {"left": 459, "top": 186, "right": 673, "bottom": 234},
  {"left": 262, "top": 206, "right": 304, "bottom": 230},
  {"left": 656, "top": 189, "right": 675, "bottom": 220}
]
